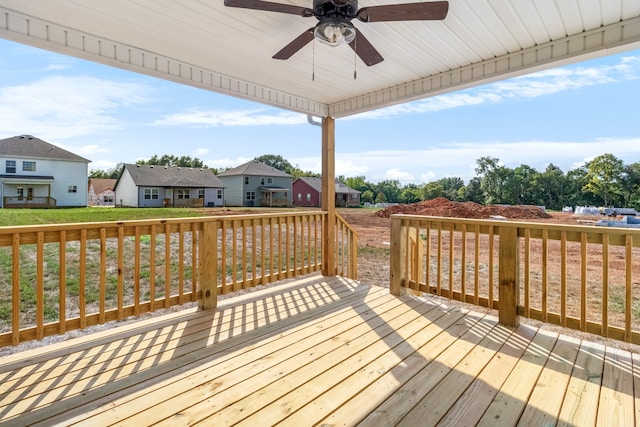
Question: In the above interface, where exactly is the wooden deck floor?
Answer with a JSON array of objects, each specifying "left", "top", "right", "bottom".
[{"left": 0, "top": 274, "right": 638, "bottom": 426}]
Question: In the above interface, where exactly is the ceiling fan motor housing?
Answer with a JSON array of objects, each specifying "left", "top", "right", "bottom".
[{"left": 313, "top": 0, "right": 358, "bottom": 20}]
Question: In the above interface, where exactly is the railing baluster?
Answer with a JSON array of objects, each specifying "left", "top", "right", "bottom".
[
  {"left": 80, "top": 229, "right": 87, "bottom": 329},
  {"left": 474, "top": 224, "right": 479, "bottom": 306},
  {"left": 220, "top": 220, "right": 227, "bottom": 294},
  {"left": 437, "top": 222, "right": 442, "bottom": 295},
  {"left": 164, "top": 223, "right": 171, "bottom": 308},
  {"left": 625, "top": 234, "right": 633, "bottom": 342},
  {"left": 191, "top": 223, "right": 198, "bottom": 301},
  {"left": 36, "top": 231, "right": 44, "bottom": 340},
  {"left": 178, "top": 223, "right": 185, "bottom": 298},
  {"left": 149, "top": 225, "right": 156, "bottom": 311},
  {"left": 241, "top": 220, "right": 247, "bottom": 288},
  {"left": 134, "top": 226, "right": 141, "bottom": 316},
  {"left": 560, "top": 231, "right": 567, "bottom": 327},
  {"left": 118, "top": 226, "right": 124, "bottom": 320},
  {"left": 524, "top": 228, "right": 530, "bottom": 318},
  {"left": 602, "top": 233, "right": 609, "bottom": 337},
  {"left": 12, "top": 233, "right": 20, "bottom": 345},
  {"left": 59, "top": 230, "right": 67, "bottom": 334},
  {"left": 542, "top": 228, "right": 548, "bottom": 323},
  {"left": 461, "top": 224, "right": 467, "bottom": 301},
  {"left": 580, "top": 232, "right": 587, "bottom": 331},
  {"left": 231, "top": 219, "right": 238, "bottom": 291},
  {"left": 99, "top": 228, "right": 106, "bottom": 324}
]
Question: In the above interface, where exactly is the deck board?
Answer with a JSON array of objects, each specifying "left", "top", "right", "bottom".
[{"left": 0, "top": 274, "right": 638, "bottom": 426}]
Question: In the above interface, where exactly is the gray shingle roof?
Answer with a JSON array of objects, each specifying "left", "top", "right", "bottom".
[
  {"left": 0, "top": 135, "right": 90, "bottom": 162},
  {"left": 218, "top": 160, "right": 291, "bottom": 178},
  {"left": 295, "top": 177, "right": 360, "bottom": 194},
  {"left": 122, "top": 164, "right": 224, "bottom": 188}
]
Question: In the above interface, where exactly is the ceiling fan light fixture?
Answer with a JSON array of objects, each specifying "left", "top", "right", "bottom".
[{"left": 314, "top": 18, "right": 355, "bottom": 47}]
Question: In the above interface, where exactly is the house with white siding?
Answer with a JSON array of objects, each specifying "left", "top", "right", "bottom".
[
  {"left": 114, "top": 163, "right": 225, "bottom": 208},
  {"left": 0, "top": 135, "right": 90, "bottom": 208},
  {"left": 218, "top": 160, "right": 292, "bottom": 207}
]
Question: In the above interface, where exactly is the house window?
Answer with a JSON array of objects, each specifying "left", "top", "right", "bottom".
[
  {"left": 22, "top": 161, "right": 36, "bottom": 172},
  {"left": 198, "top": 189, "right": 204, "bottom": 199},
  {"left": 297, "top": 193, "right": 301, "bottom": 201},
  {"left": 267, "top": 177, "right": 273, "bottom": 184},
  {"left": 144, "top": 188, "right": 159, "bottom": 200},
  {"left": 246, "top": 191, "right": 255, "bottom": 200},
  {"left": 307, "top": 193, "right": 311, "bottom": 201},
  {"left": 5, "top": 160, "right": 16, "bottom": 174},
  {"left": 260, "top": 177, "right": 265, "bottom": 185},
  {"left": 68, "top": 185, "right": 77, "bottom": 193},
  {"left": 17, "top": 187, "right": 23, "bottom": 200},
  {"left": 244, "top": 176, "right": 249, "bottom": 185},
  {"left": 217, "top": 189, "right": 223, "bottom": 199},
  {"left": 177, "top": 189, "right": 190, "bottom": 199},
  {"left": 284, "top": 192, "right": 288, "bottom": 197},
  {"left": 103, "top": 195, "right": 114, "bottom": 203}
]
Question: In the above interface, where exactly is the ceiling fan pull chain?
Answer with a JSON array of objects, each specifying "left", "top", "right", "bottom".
[
  {"left": 312, "top": 39, "right": 316, "bottom": 81},
  {"left": 353, "top": 37, "right": 357, "bottom": 80}
]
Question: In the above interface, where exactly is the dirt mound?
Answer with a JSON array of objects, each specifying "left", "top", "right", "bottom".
[{"left": 375, "top": 197, "right": 552, "bottom": 220}]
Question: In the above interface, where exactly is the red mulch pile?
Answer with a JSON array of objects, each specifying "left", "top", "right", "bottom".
[{"left": 375, "top": 197, "right": 552, "bottom": 219}]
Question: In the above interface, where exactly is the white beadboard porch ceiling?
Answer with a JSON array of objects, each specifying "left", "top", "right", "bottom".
[{"left": 1, "top": 0, "right": 640, "bottom": 118}]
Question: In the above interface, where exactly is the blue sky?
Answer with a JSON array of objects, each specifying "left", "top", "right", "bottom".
[{"left": 1, "top": 38, "right": 639, "bottom": 184}]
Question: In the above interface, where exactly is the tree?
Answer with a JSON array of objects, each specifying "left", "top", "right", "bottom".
[
  {"left": 137, "top": 154, "right": 208, "bottom": 169},
  {"left": 344, "top": 176, "right": 373, "bottom": 194},
  {"left": 89, "top": 163, "right": 124, "bottom": 179},
  {"left": 399, "top": 184, "right": 422, "bottom": 204},
  {"left": 475, "top": 157, "right": 510, "bottom": 204},
  {"left": 360, "top": 190, "right": 375, "bottom": 204},
  {"left": 461, "top": 177, "right": 484, "bottom": 203},
  {"left": 583, "top": 153, "right": 625, "bottom": 206},
  {"left": 422, "top": 182, "right": 445, "bottom": 200},
  {"left": 536, "top": 164, "right": 566, "bottom": 210},
  {"left": 374, "top": 180, "right": 401, "bottom": 203},
  {"left": 621, "top": 162, "right": 640, "bottom": 209},
  {"left": 504, "top": 164, "right": 541, "bottom": 205},
  {"left": 375, "top": 191, "right": 387, "bottom": 204},
  {"left": 437, "top": 177, "right": 465, "bottom": 201}
]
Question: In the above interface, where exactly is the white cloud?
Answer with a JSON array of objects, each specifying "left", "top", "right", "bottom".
[
  {"left": 154, "top": 108, "right": 307, "bottom": 127},
  {"left": 194, "top": 148, "right": 209, "bottom": 156},
  {"left": 0, "top": 75, "right": 151, "bottom": 139},
  {"left": 351, "top": 54, "right": 640, "bottom": 120},
  {"left": 382, "top": 168, "right": 414, "bottom": 182}
]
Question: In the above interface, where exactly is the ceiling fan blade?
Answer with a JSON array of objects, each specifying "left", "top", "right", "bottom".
[
  {"left": 224, "top": 0, "right": 313, "bottom": 17},
  {"left": 273, "top": 29, "right": 315, "bottom": 60},
  {"left": 348, "top": 29, "right": 384, "bottom": 66},
  {"left": 357, "top": 1, "right": 449, "bottom": 22}
]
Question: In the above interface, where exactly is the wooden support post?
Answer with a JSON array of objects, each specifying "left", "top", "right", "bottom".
[
  {"left": 321, "top": 117, "right": 336, "bottom": 276},
  {"left": 499, "top": 225, "right": 519, "bottom": 327},
  {"left": 390, "top": 217, "right": 407, "bottom": 296},
  {"left": 199, "top": 221, "right": 218, "bottom": 310}
]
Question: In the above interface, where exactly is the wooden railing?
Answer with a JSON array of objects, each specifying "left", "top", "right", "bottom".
[
  {"left": 390, "top": 214, "right": 640, "bottom": 344},
  {"left": 0, "top": 211, "right": 357, "bottom": 347}
]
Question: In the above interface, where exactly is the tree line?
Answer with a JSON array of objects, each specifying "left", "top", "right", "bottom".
[{"left": 89, "top": 153, "right": 640, "bottom": 210}]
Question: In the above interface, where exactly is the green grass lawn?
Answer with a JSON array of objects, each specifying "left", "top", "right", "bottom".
[{"left": 0, "top": 207, "right": 212, "bottom": 227}]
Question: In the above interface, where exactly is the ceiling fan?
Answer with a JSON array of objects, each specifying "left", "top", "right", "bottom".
[{"left": 223, "top": 0, "right": 449, "bottom": 66}]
